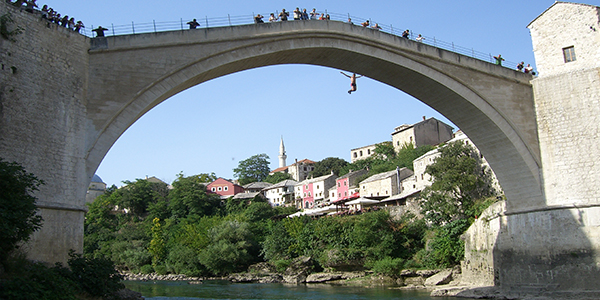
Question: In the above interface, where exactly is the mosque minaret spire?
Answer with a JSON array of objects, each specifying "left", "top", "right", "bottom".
[{"left": 278, "top": 136, "right": 287, "bottom": 168}]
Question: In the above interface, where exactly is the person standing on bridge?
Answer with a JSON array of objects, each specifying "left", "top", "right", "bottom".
[
  {"left": 309, "top": 8, "right": 318, "bottom": 20},
  {"left": 92, "top": 26, "right": 108, "bottom": 37},
  {"left": 340, "top": 72, "right": 363, "bottom": 94},
  {"left": 269, "top": 13, "right": 278, "bottom": 22},
  {"left": 279, "top": 9, "right": 289, "bottom": 21},
  {"left": 187, "top": 18, "right": 200, "bottom": 29},
  {"left": 494, "top": 54, "right": 505, "bottom": 66}
]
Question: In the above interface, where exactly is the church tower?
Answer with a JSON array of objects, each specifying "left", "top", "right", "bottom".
[{"left": 278, "top": 136, "right": 287, "bottom": 168}]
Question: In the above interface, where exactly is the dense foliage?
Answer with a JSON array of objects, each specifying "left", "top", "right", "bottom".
[
  {"left": 0, "top": 251, "right": 123, "bottom": 299},
  {"left": 82, "top": 173, "right": 435, "bottom": 277},
  {"left": 418, "top": 141, "right": 498, "bottom": 267},
  {"left": 339, "top": 143, "right": 435, "bottom": 178},
  {"left": 309, "top": 157, "right": 349, "bottom": 177},
  {"left": 264, "top": 172, "right": 292, "bottom": 184},
  {"left": 0, "top": 158, "right": 43, "bottom": 264}
]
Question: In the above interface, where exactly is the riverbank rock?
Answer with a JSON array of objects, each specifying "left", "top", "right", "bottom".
[
  {"left": 305, "top": 271, "right": 367, "bottom": 283},
  {"left": 121, "top": 272, "right": 202, "bottom": 281},
  {"left": 424, "top": 269, "right": 453, "bottom": 286},
  {"left": 228, "top": 272, "right": 283, "bottom": 283},
  {"left": 247, "top": 262, "right": 277, "bottom": 274},
  {"left": 283, "top": 256, "right": 316, "bottom": 284}
]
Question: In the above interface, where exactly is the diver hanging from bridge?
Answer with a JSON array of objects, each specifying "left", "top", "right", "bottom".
[{"left": 340, "top": 71, "right": 363, "bottom": 94}]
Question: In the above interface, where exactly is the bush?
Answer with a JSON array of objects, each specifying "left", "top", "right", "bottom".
[
  {"left": 0, "top": 262, "right": 77, "bottom": 300},
  {"left": 165, "top": 244, "right": 204, "bottom": 276},
  {"left": 198, "top": 220, "right": 255, "bottom": 275},
  {"left": 0, "top": 250, "right": 123, "bottom": 300},
  {"left": 272, "top": 259, "right": 291, "bottom": 273},
  {"left": 0, "top": 158, "right": 43, "bottom": 263},
  {"left": 140, "top": 264, "right": 154, "bottom": 274},
  {"left": 422, "top": 219, "right": 470, "bottom": 268},
  {"left": 371, "top": 257, "right": 405, "bottom": 278},
  {"left": 65, "top": 251, "right": 124, "bottom": 298}
]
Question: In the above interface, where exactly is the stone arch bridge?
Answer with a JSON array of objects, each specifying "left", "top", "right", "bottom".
[
  {"left": 7, "top": 2, "right": 598, "bottom": 293},
  {"left": 86, "top": 20, "right": 542, "bottom": 212}
]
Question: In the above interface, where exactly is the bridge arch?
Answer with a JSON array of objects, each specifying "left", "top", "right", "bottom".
[{"left": 86, "top": 20, "right": 543, "bottom": 210}]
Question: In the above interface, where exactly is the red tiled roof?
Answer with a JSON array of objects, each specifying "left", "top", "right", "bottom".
[{"left": 270, "top": 166, "right": 289, "bottom": 173}]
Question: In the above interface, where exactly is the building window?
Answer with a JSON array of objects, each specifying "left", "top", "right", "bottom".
[
  {"left": 338, "top": 182, "right": 340, "bottom": 187},
  {"left": 316, "top": 185, "right": 319, "bottom": 189},
  {"left": 563, "top": 46, "right": 576, "bottom": 63},
  {"left": 211, "top": 187, "right": 216, "bottom": 192},
  {"left": 339, "top": 193, "right": 341, "bottom": 197},
  {"left": 353, "top": 152, "right": 357, "bottom": 158},
  {"left": 359, "top": 150, "right": 363, "bottom": 156},
  {"left": 344, "top": 181, "right": 347, "bottom": 186},
  {"left": 224, "top": 186, "right": 228, "bottom": 191},
  {"left": 308, "top": 192, "right": 311, "bottom": 197},
  {"left": 304, "top": 192, "right": 306, "bottom": 197},
  {"left": 367, "top": 149, "right": 371, "bottom": 154},
  {"left": 344, "top": 191, "right": 347, "bottom": 196},
  {"left": 217, "top": 187, "right": 222, "bottom": 191}
]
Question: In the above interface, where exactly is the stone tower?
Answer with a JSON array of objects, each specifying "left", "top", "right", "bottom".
[{"left": 278, "top": 136, "right": 287, "bottom": 168}]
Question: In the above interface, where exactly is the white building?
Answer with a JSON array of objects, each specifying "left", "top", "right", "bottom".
[
  {"left": 264, "top": 179, "right": 298, "bottom": 207},
  {"left": 359, "top": 167, "right": 413, "bottom": 199}
]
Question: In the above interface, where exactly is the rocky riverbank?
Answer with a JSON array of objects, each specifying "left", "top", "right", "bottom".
[{"left": 226, "top": 256, "right": 462, "bottom": 289}]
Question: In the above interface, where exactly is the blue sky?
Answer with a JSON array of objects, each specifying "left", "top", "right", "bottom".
[{"left": 43, "top": 0, "right": 598, "bottom": 187}]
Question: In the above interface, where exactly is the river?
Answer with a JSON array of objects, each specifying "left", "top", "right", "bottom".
[{"left": 124, "top": 280, "right": 454, "bottom": 299}]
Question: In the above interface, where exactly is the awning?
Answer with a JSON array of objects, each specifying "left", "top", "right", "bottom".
[{"left": 345, "top": 198, "right": 381, "bottom": 206}]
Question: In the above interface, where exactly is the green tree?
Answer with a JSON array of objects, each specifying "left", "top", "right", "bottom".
[
  {"left": 264, "top": 172, "right": 292, "bottom": 184},
  {"left": 233, "top": 154, "right": 271, "bottom": 185},
  {"left": 373, "top": 141, "right": 396, "bottom": 160},
  {"left": 169, "top": 173, "right": 221, "bottom": 219},
  {"left": 309, "top": 157, "right": 349, "bottom": 177},
  {"left": 420, "top": 141, "right": 495, "bottom": 225},
  {"left": 0, "top": 158, "right": 44, "bottom": 263},
  {"left": 148, "top": 218, "right": 166, "bottom": 269}
]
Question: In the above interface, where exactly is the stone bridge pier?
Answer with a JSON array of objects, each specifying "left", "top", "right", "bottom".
[{"left": 1, "top": 1, "right": 600, "bottom": 294}]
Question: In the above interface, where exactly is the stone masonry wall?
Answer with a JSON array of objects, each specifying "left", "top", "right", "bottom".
[
  {"left": 528, "top": 3, "right": 600, "bottom": 76},
  {"left": 0, "top": 3, "right": 90, "bottom": 263},
  {"left": 529, "top": 2, "right": 600, "bottom": 207}
]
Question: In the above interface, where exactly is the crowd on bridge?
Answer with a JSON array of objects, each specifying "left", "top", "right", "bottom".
[{"left": 6, "top": 0, "right": 85, "bottom": 33}]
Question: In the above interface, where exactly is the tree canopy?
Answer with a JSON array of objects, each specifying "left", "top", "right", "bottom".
[
  {"left": 233, "top": 154, "right": 271, "bottom": 185},
  {"left": 419, "top": 141, "right": 496, "bottom": 225},
  {"left": 264, "top": 171, "right": 293, "bottom": 184},
  {"left": 309, "top": 157, "right": 349, "bottom": 177}
]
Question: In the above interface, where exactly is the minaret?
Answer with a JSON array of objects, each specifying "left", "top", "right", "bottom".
[{"left": 278, "top": 136, "right": 287, "bottom": 168}]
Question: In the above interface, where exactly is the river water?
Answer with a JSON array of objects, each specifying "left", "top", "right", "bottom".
[{"left": 124, "top": 280, "right": 453, "bottom": 299}]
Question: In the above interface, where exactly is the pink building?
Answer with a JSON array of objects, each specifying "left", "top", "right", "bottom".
[
  {"left": 301, "top": 182, "right": 314, "bottom": 209},
  {"left": 206, "top": 178, "right": 244, "bottom": 198},
  {"left": 333, "top": 169, "right": 368, "bottom": 203},
  {"left": 295, "top": 173, "right": 337, "bottom": 209}
]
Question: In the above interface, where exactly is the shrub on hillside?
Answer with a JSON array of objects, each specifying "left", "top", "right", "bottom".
[{"left": 0, "top": 158, "right": 43, "bottom": 264}]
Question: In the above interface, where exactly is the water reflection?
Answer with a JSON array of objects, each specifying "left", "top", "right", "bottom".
[{"left": 124, "top": 280, "right": 452, "bottom": 300}]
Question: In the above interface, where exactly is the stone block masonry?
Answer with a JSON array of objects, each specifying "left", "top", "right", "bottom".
[{"left": 0, "top": 2, "right": 90, "bottom": 263}]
